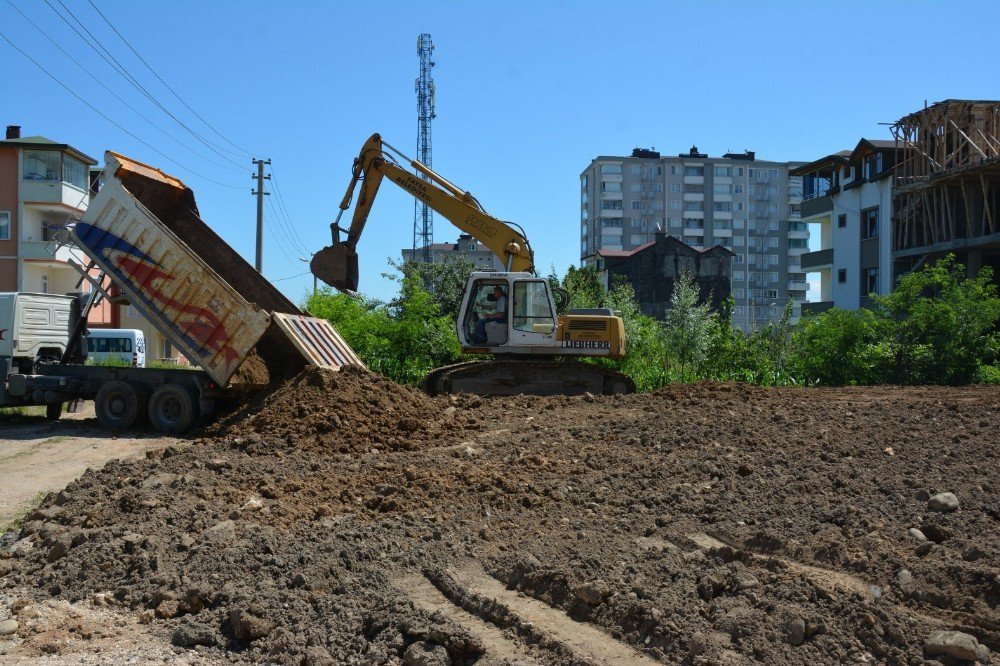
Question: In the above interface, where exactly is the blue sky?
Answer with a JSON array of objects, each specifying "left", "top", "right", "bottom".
[{"left": 3, "top": 0, "right": 999, "bottom": 304}]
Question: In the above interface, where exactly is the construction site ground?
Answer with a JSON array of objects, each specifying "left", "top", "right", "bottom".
[{"left": 0, "top": 367, "right": 997, "bottom": 665}]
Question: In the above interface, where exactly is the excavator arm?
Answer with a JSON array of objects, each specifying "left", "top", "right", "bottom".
[{"left": 311, "top": 133, "right": 535, "bottom": 293}]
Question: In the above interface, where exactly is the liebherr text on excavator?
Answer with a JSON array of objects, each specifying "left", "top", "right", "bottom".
[{"left": 311, "top": 133, "right": 635, "bottom": 396}]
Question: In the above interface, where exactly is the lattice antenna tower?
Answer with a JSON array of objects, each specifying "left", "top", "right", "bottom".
[{"left": 413, "top": 33, "right": 436, "bottom": 262}]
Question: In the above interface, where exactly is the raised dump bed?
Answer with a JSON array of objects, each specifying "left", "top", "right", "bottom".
[{"left": 74, "top": 152, "right": 361, "bottom": 387}]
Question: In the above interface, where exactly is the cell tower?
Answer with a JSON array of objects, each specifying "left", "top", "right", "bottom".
[{"left": 413, "top": 33, "right": 436, "bottom": 262}]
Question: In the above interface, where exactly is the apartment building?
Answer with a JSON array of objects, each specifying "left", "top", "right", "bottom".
[
  {"left": 402, "top": 233, "right": 503, "bottom": 270},
  {"left": 0, "top": 125, "right": 185, "bottom": 364},
  {"left": 581, "top": 146, "right": 807, "bottom": 330},
  {"left": 794, "top": 139, "right": 896, "bottom": 313}
]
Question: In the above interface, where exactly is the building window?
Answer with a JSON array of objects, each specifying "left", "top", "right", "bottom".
[
  {"left": 734, "top": 236, "right": 745, "bottom": 246},
  {"left": 736, "top": 167, "right": 744, "bottom": 177},
  {"left": 714, "top": 166, "right": 732, "bottom": 177},
  {"left": 713, "top": 184, "right": 732, "bottom": 195},
  {"left": 0, "top": 211, "right": 9, "bottom": 240},
  {"left": 630, "top": 201, "right": 646, "bottom": 210},
  {"left": 838, "top": 268, "right": 847, "bottom": 284},
  {"left": 684, "top": 166, "right": 704, "bottom": 176},
  {"left": 163, "top": 340, "right": 172, "bottom": 358},
  {"left": 734, "top": 288, "right": 745, "bottom": 298},
  {"left": 766, "top": 271, "right": 779, "bottom": 283},
  {"left": 127, "top": 305, "right": 140, "bottom": 319},
  {"left": 733, "top": 270, "right": 745, "bottom": 281},
  {"left": 601, "top": 199, "right": 623, "bottom": 210},
  {"left": 670, "top": 165, "right": 680, "bottom": 175},
  {"left": 630, "top": 165, "right": 642, "bottom": 176},
  {"left": 22, "top": 150, "right": 87, "bottom": 190},
  {"left": 41, "top": 275, "right": 49, "bottom": 293},
  {"left": 863, "top": 268, "right": 878, "bottom": 296},
  {"left": 600, "top": 218, "right": 622, "bottom": 228},
  {"left": 601, "top": 181, "right": 621, "bottom": 193},
  {"left": 838, "top": 213, "right": 847, "bottom": 228},
  {"left": 862, "top": 208, "right": 878, "bottom": 239},
  {"left": 652, "top": 201, "right": 664, "bottom": 211},
  {"left": 683, "top": 202, "right": 702, "bottom": 211},
  {"left": 767, "top": 254, "right": 779, "bottom": 266},
  {"left": 581, "top": 176, "right": 588, "bottom": 189},
  {"left": 629, "top": 183, "right": 641, "bottom": 193},
  {"left": 789, "top": 239, "right": 808, "bottom": 249},
  {"left": 600, "top": 164, "right": 622, "bottom": 175},
  {"left": 767, "top": 237, "right": 779, "bottom": 248},
  {"left": 733, "top": 254, "right": 745, "bottom": 264},
  {"left": 670, "top": 182, "right": 681, "bottom": 192},
  {"left": 670, "top": 200, "right": 681, "bottom": 211},
  {"left": 712, "top": 202, "right": 732, "bottom": 212}
]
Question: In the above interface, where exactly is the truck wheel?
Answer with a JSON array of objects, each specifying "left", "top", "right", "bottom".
[
  {"left": 45, "top": 402, "right": 63, "bottom": 421},
  {"left": 95, "top": 380, "right": 141, "bottom": 430},
  {"left": 148, "top": 384, "right": 198, "bottom": 435}
]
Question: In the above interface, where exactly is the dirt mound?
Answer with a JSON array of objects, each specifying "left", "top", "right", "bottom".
[
  {"left": 221, "top": 366, "right": 472, "bottom": 454},
  {"left": 2, "top": 380, "right": 998, "bottom": 664}
]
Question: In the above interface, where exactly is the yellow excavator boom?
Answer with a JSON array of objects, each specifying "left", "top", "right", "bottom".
[{"left": 311, "top": 133, "right": 535, "bottom": 292}]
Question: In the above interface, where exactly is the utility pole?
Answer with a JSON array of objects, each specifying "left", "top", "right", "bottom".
[{"left": 252, "top": 158, "right": 271, "bottom": 273}]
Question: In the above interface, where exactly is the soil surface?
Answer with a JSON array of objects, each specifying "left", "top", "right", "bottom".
[{"left": 1, "top": 369, "right": 998, "bottom": 665}]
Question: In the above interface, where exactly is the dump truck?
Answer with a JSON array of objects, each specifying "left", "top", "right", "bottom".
[{"left": 0, "top": 151, "right": 362, "bottom": 433}]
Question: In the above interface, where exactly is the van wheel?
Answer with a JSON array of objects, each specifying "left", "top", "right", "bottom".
[
  {"left": 148, "top": 384, "right": 198, "bottom": 435},
  {"left": 45, "top": 402, "right": 63, "bottom": 421},
  {"left": 95, "top": 380, "right": 141, "bottom": 430}
]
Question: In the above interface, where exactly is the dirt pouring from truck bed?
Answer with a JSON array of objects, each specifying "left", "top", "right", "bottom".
[{"left": 1, "top": 370, "right": 998, "bottom": 665}]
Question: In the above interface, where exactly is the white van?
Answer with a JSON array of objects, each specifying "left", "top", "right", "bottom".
[
  {"left": 86, "top": 329, "right": 146, "bottom": 367},
  {"left": 0, "top": 292, "right": 74, "bottom": 373}
]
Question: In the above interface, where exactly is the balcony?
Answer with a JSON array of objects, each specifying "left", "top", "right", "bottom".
[
  {"left": 712, "top": 228, "right": 732, "bottom": 237},
  {"left": 683, "top": 192, "right": 704, "bottom": 202},
  {"left": 20, "top": 181, "right": 89, "bottom": 210},
  {"left": 683, "top": 175, "right": 705, "bottom": 185},
  {"left": 788, "top": 281, "right": 809, "bottom": 291},
  {"left": 802, "top": 301, "right": 834, "bottom": 315},
  {"left": 801, "top": 195, "right": 832, "bottom": 218},
  {"left": 801, "top": 248, "right": 834, "bottom": 270},
  {"left": 788, "top": 228, "right": 809, "bottom": 240}
]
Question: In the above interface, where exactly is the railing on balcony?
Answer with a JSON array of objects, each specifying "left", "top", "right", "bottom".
[{"left": 801, "top": 301, "right": 834, "bottom": 315}]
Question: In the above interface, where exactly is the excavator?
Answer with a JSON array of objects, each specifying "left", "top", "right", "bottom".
[{"left": 311, "top": 133, "right": 635, "bottom": 395}]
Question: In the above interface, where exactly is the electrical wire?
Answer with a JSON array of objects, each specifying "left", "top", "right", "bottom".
[
  {"left": 269, "top": 271, "right": 309, "bottom": 283},
  {"left": 86, "top": 0, "right": 255, "bottom": 159},
  {"left": 264, "top": 196, "right": 307, "bottom": 265},
  {"left": 4, "top": 0, "right": 244, "bottom": 175},
  {"left": 44, "top": 0, "right": 247, "bottom": 169},
  {"left": 268, "top": 167, "right": 310, "bottom": 255},
  {"left": 263, "top": 203, "right": 301, "bottom": 269},
  {"left": 0, "top": 28, "right": 244, "bottom": 190}
]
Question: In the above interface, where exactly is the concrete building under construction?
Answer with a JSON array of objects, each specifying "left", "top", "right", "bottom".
[{"left": 891, "top": 99, "right": 1000, "bottom": 279}]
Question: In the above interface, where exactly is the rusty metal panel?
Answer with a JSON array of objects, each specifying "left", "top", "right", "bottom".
[
  {"left": 271, "top": 313, "right": 365, "bottom": 371},
  {"left": 73, "top": 154, "right": 271, "bottom": 386}
]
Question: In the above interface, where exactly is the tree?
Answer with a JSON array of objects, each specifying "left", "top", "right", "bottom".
[
  {"left": 385, "top": 256, "right": 476, "bottom": 320},
  {"left": 559, "top": 265, "right": 606, "bottom": 310},
  {"left": 661, "top": 271, "right": 714, "bottom": 380},
  {"left": 873, "top": 254, "right": 1000, "bottom": 384}
]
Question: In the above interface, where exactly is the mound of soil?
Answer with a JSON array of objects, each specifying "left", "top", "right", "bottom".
[{"left": 2, "top": 378, "right": 997, "bottom": 664}]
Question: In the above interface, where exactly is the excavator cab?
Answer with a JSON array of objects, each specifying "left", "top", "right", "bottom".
[{"left": 457, "top": 272, "right": 558, "bottom": 351}]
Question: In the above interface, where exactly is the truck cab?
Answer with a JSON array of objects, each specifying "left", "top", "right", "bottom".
[{"left": 0, "top": 292, "right": 76, "bottom": 374}]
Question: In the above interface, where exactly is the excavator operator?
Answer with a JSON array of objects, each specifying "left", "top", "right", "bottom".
[{"left": 473, "top": 285, "right": 507, "bottom": 344}]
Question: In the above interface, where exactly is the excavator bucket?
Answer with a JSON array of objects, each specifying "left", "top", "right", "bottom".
[{"left": 311, "top": 243, "right": 359, "bottom": 293}]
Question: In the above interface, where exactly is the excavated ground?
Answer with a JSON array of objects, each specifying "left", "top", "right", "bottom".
[{"left": 1, "top": 367, "right": 998, "bottom": 665}]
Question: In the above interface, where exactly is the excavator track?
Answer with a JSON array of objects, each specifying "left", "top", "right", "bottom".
[{"left": 424, "top": 359, "right": 635, "bottom": 397}]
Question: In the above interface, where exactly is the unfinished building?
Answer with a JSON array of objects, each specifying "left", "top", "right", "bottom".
[{"left": 892, "top": 100, "right": 1000, "bottom": 279}]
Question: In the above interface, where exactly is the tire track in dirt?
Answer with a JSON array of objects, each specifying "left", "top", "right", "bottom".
[
  {"left": 424, "top": 562, "right": 662, "bottom": 665},
  {"left": 393, "top": 572, "right": 539, "bottom": 665}
]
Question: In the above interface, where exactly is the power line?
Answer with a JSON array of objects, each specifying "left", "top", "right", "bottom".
[
  {"left": 85, "top": 0, "right": 255, "bottom": 159},
  {"left": 0, "top": 28, "right": 244, "bottom": 190},
  {"left": 268, "top": 168, "right": 310, "bottom": 255},
  {"left": 43, "top": 0, "right": 247, "bottom": 169},
  {"left": 4, "top": 0, "right": 244, "bottom": 175},
  {"left": 270, "top": 271, "right": 309, "bottom": 283},
  {"left": 263, "top": 204, "right": 300, "bottom": 269},
  {"left": 265, "top": 194, "right": 306, "bottom": 262}
]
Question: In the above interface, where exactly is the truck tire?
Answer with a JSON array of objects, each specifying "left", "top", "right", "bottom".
[
  {"left": 148, "top": 384, "right": 198, "bottom": 435},
  {"left": 45, "top": 402, "right": 63, "bottom": 421},
  {"left": 95, "top": 380, "right": 141, "bottom": 430}
]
